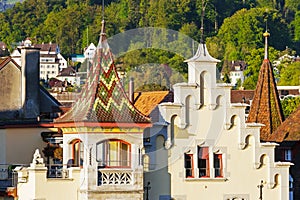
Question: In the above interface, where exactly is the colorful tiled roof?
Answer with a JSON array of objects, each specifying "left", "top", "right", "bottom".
[
  {"left": 271, "top": 105, "right": 300, "bottom": 142},
  {"left": 247, "top": 31, "right": 284, "bottom": 141},
  {"left": 55, "top": 21, "right": 150, "bottom": 126}
]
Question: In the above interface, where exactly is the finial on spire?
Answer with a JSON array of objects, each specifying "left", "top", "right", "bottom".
[{"left": 263, "top": 30, "right": 270, "bottom": 60}]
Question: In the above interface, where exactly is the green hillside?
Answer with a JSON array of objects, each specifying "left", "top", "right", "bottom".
[{"left": 0, "top": 0, "right": 299, "bottom": 90}]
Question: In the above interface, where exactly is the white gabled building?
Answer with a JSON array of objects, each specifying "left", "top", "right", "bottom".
[
  {"left": 150, "top": 39, "right": 291, "bottom": 199},
  {"left": 84, "top": 43, "right": 96, "bottom": 60}
]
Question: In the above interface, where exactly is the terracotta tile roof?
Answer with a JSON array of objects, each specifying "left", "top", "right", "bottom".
[
  {"left": 134, "top": 91, "right": 173, "bottom": 116},
  {"left": 55, "top": 21, "right": 150, "bottom": 126},
  {"left": 34, "top": 43, "right": 58, "bottom": 53},
  {"left": 247, "top": 60, "right": 284, "bottom": 141},
  {"left": 271, "top": 105, "right": 300, "bottom": 142},
  {"left": 231, "top": 90, "right": 254, "bottom": 104},
  {"left": 57, "top": 66, "right": 76, "bottom": 77}
]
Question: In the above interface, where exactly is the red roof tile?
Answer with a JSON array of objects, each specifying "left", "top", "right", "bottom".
[{"left": 231, "top": 90, "right": 254, "bottom": 104}]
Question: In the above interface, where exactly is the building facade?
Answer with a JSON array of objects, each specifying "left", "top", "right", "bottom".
[{"left": 146, "top": 39, "right": 291, "bottom": 199}]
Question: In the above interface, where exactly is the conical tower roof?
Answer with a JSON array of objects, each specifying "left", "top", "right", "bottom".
[
  {"left": 247, "top": 31, "right": 284, "bottom": 141},
  {"left": 55, "top": 21, "right": 151, "bottom": 127}
]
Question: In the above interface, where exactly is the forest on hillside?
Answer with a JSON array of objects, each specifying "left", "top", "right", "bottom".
[{"left": 0, "top": 0, "right": 299, "bottom": 89}]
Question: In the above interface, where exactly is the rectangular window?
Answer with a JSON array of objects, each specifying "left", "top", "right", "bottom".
[
  {"left": 214, "top": 154, "right": 223, "bottom": 177},
  {"left": 285, "top": 149, "right": 292, "bottom": 161},
  {"left": 198, "top": 147, "right": 209, "bottom": 178},
  {"left": 184, "top": 153, "right": 194, "bottom": 178}
]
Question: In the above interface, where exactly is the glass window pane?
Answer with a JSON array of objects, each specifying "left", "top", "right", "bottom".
[{"left": 109, "top": 141, "right": 118, "bottom": 166}]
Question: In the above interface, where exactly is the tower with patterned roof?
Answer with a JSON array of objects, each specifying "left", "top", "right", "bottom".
[
  {"left": 54, "top": 20, "right": 151, "bottom": 200},
  {"left": 246, "top": 30, "right": 284, "bottom": 141}
]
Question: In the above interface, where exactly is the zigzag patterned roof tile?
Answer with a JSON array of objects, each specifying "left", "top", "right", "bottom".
[{"left": 55, "top": 21, "right": 150, "bottom": 126}]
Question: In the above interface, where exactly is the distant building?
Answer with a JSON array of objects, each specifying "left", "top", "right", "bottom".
[
  {"left": 220, "top": 60, "right": 247, "bottom": 86},
  {"left": 84, "top": 43, "right": 96, "bottom": 60},
  {"left": 56, "top": 66, "right": 79, "bottom": 85},
  {"left": 71, "top": 43, "right": 97, "bottom": 64},
  {"left": 11, "top": 40, "right": 68, "bottom": 80}
]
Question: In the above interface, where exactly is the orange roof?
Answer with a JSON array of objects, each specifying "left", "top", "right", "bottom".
[
  {"left": 134, "top": 91, "right": 173, "bottom": 116},
  {"left": 271, "top": 105, "right": 300, "bottom": 142}
]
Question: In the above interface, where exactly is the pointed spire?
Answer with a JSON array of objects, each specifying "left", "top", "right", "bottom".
[
  {"left": 54, "top": 7, "right": 150, "bottom": 127},
  {"left": 247, "top": 30, "right": 284, "bottom": 141},
  {"left": 99, "top": 20, "right": 107, "bottom": 45}
]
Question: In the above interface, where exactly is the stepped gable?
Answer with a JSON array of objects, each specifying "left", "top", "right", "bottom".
[
  {"left": 247, "top": 31, "right": 284, "bottom": 141},
  {"left": 55, "top": 21, "right": 150, "bottom": 126}
]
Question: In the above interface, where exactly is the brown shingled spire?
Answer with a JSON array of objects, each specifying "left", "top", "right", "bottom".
[{"left": 246, "top": 30, "right": 284, "bottom": 141}]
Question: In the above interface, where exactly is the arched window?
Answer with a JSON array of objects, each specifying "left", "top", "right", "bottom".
[
  {"left": 71, "top": 139, "right": 83, "bottom": 167},
  {"left": 96, "top": 139, "right": 131, "bottom": 168}
]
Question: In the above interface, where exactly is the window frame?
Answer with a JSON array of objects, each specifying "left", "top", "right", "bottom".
[
  {"left": 71, "top": 139, "right": 83, "bottom": 168},
  {"left": 96, "top": 139, "right": 131, "bottom": 168},
  {"left": 184, "top": 153, "right": 194, "bottom": 178},
  {"left": 198, "top": 146, "right": 210, "bottom": 178},
  {"left": 184, "top": 146, "right": 225, "bottom": 180}
]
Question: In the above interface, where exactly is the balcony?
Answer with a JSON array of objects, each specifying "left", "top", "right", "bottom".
[
  {"left": 0, "top": 164, "right": 21, "bottom": 194},
  {"left": 98, "top": 168, "right": 134, "bottom": 186}
]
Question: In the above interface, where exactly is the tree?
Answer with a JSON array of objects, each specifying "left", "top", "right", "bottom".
[
  {"left": 281, "top": 96, "right": 300, "bottom": 118},
  {"left": 278, "top": 62, "right": 300, "bottom": 86},
  {"left": 242, "top": 46, "right": 279, "bottom": 89},
  {"left": 207, "top": 8, "right": 291, "bottom": 61}
]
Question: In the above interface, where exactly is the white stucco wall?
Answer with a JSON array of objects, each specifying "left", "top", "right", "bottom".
[
  {"left": 17, "top": 165, "right": 81, "bottom": 200},
  {"left": 157, "top": 43, "right": 290, "bottom": 200}
]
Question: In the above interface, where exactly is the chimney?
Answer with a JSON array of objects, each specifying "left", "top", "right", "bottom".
[
  {"left": 21, "top": 45, "right": 41, "bottom": 119},
  {"left": 129, "top": 77, "right": 134, "bottom": 103}
]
